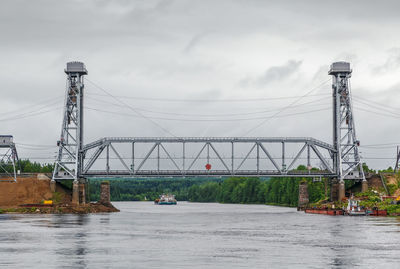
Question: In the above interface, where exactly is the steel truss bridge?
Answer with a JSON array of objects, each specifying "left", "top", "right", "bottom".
[
  {"left": 52, "top": 61, "right": 366, "bottom": 183},
  {"left": 81, "top": 137, "right": 335, "bottom": 177}
]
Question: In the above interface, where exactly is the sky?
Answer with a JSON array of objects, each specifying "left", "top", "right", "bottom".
[{"left": 1, "top": 0, "right": 400, "bottom": 170}]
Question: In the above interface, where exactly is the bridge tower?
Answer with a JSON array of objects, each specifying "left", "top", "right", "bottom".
[
  {"left": 329, "top": 62, "right": 366, "bottom": 199},
  {"left": 0, "top": 135, "right": 19, "bottom": 182},
  {"left": 52, "top": 62, "right": 87, "bottom": 203}
]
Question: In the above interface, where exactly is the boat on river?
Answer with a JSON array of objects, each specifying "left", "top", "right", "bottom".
[
  {"left": 346, "top": 198, "right": 366, "bottom": 216},
  {"left": 154, "top": 194, "right": 177, "bottom": 205}
]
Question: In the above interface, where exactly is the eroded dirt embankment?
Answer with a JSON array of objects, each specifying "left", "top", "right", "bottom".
[
  {"left": 0, "top": 175, "right": 118, "bottom": 213},
  {"left": 0, "top": 176, "right": 68, "bottom": 208}
]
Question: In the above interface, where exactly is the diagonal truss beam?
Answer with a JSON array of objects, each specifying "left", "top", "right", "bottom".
[
  {"left": 159, "top": 143, "right": 181, "bottom": 172},
  {"left": 109, "top": 144, "right": 132, "bottom": 174},
  {"left": 135, "top": 143, "right": 158, "bottom": 172},
  {"left": 83, "top": 144, "right": 106, "bottom": 173},
  {"left": 286, "top": 143, "right": 307, "bottom": 171},
  {"left": 235, "top": 143, "right": 256, "bottom": 171},
  {"left": 187, "top": 143, "right": 207, "bottom": 170},
  {"left": 209, "top": 142, "right": 231, "bottom": 172},
  {"left": 311, "top": 144, "right": 333, "bottom": 173},
  {"left": 259, "top": 143, "right": 281, "bottom": 172}
]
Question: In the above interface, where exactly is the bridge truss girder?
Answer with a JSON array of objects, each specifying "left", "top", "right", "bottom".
[{"left": 80, "top": 137, "right": 337, "bottom": 178}]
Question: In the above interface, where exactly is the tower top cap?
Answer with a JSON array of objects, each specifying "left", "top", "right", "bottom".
[
  {"left": 328, "top": 61, "right": 351, "bottom": 75},
  {"left": 65, "top": 61, "right": 88, "bottom": 75}
]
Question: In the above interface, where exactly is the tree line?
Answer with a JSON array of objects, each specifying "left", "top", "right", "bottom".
[
  {"left": 1, "top": 159, "right": 54, "bottom": 173},
  {"left": 187, "top": 177, "right": 327, "bottom": 206}
]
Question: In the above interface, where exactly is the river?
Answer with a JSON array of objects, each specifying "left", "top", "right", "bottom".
[{"left": 1, "top": 202, "right": 400, "bottom": 268}]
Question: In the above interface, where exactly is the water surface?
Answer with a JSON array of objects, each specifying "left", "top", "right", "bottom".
[{"left": 1, "top": 202, "right": 400, "bottom": 268}]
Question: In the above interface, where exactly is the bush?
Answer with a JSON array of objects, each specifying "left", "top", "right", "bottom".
[
  {"left": 387, "top": 184, "right": 397, "bottom": 196},
  {"left": 52, "top": 192, "right": 64, "bottom": 204}
]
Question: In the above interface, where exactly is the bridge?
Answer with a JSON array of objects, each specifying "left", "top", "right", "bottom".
[{"left": 51, "top": 61, "right": 366, "bottom": 202}]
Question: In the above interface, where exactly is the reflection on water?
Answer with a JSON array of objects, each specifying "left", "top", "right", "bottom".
[{"left": 1, "top": 202, "right": 400, "bottom": 268}]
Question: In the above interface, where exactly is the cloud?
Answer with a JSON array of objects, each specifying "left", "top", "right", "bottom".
[
  {"left": 372, "top": 48, "right": 400, "bottom": 74},
  {"left": 183, "top": 32, "right": 208, "bottom": 53},
  {"left": 1, "top": 0, "right": 400, "bottom": 169},
  {"left": 240, "top": 60, "right": 302, "bottom": 88}
]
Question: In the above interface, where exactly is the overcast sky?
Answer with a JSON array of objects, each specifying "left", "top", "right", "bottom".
[{"left": 1, "top": 0, "right": 400, "bottom": 169}]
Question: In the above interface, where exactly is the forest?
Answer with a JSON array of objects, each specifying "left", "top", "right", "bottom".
[
  {"left": 187, "top": 177, "right": 329, "bottom": 206},
  {"left": 1, "top": 159, "right": 54, "bottom": 173}
]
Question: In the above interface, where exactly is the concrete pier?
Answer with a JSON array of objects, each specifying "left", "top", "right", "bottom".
[
  {"left": 50, "top": 180, "right": 56, "bottom": 192},
  {"left": 72, "top": 181, "right": 79, "bottom": 205},
  {"left": 361, "top": 180, "right": 368, "bottom": 193},
  {"left": 298, "top": 181, "right": 309, "bottom": 210},
  {"left": 338, "top": 181, "right": 345, "bottom": 201},
  {"left": 331, "top": 183, "right": 338, "bottom": 201},
  {"left": 79, "top": 183, "right": 86, "bottom": 205},
  {"left": 99, "top": 181, "right": 111, "bottom": 205}
]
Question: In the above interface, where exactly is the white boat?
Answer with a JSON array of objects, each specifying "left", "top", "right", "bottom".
[
  {"left": 346, "top": 198, "right": 366, "bottom": 216},
  {"left": 154, "top": 194, "right": 177, "bottom": 205}
]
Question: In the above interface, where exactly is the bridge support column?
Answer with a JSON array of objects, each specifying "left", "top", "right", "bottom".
[
  {"left": 338, "top": 181, "right": 345, "bottom": 201},
  {"left": 50, "top": 179, "right": 56, "bottom": 192},
  {"left": 99, "top": 181, "right": 111, "bottom": 205},
  {"left": 330, "top": 180, "right": 345, "bottom": 201},
  {"left": 79, "top": 183, "right": 86, "bottom": 205},
  {"left": 72, "top": 180, "right": 79, "bottom": 205},
  {"left": 361, "top": 180, "right": 368, "bottom": 193},
  {"left": 298, "top": 181, "right": 309, "bottom": 210}
]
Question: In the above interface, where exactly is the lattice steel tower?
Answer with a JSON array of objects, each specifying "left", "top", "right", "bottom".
[
  {"left": 329, "top": 62, "right": 365, "bottom": 183},
  {"left": 52, "top": 62, "right": 87, "bottom": 183},
  {"left": 0, "top": 135, "right": 19, "bottom": 182}
]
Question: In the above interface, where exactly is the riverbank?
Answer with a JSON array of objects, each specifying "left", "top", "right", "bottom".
[
  {"left": 0, "top": 175, "right": 119, "bottom": 214},
  {"left": 0, "top": 202, "right": 119, "bottom": 214},
  {"left": 306, "top": 188, "right": 400, "bottom": 217}
]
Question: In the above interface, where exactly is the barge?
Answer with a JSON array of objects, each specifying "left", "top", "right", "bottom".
[
  {"left": 305, "top": 198, "right": 388, "bottom": 216},
  {"left": 305, "top": 208, "right": 344, "bottom": 215}
]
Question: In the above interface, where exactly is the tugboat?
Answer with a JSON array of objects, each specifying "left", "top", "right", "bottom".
[
  {"left": 154, "top": 194, "right": 177, "bottom": 205},
  {"left": 345, "top": 198, "right": 366, "bottom": 216}
]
